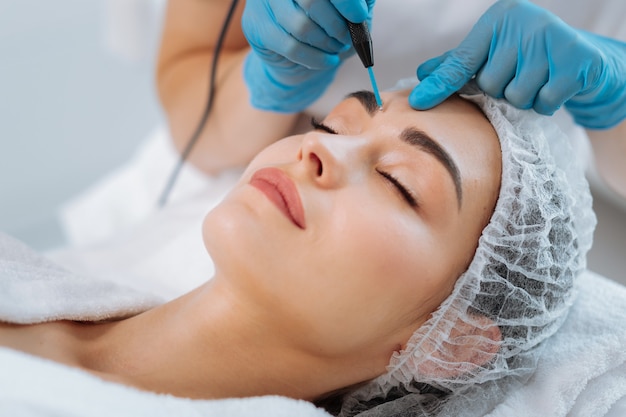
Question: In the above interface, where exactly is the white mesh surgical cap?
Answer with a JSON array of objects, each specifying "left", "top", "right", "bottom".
[{"left": 338, "top": 81, "right": 597, "bottom": 417}]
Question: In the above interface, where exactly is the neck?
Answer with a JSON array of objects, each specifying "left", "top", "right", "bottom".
[{"left": 72, "top": 274, "right": 368, "bottom": 401}]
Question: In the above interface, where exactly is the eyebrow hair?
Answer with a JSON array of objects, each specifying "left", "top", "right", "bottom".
[
  {"left": 345, "top": 90, "right": 380, "bottom": 115},
  {"left": 346, "top": 90, "right": 463, "bottom": 207}
]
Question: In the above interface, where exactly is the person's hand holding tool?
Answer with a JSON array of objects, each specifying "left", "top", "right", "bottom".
[
  {"left": 410, "top": 0, "right": 626, "bottom": 129},
  {"left": 242, "top": 0, "right": 375, "bottom": 113}
]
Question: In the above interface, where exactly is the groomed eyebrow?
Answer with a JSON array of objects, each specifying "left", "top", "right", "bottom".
[
  {"left": 345, "top": 90, "right": 380, "bottom": 115},
  {"left": 346, "top": 90, "right": 463, "bottom": 208}
]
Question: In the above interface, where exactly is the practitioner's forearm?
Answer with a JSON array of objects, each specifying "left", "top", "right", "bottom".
[
  {"left": 588, "top": 121, "right": 626, "bottom": 199},
  {"left": 156, "top": 0, "right": 300, "bottom": 175}
]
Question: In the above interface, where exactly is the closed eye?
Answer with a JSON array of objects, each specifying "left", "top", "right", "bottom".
[
  {"left": 310, "top": 117, "right": 338, "bottom": 135},
  {"left": 377, "top": 169, "right": 418, "bottom": 208}
]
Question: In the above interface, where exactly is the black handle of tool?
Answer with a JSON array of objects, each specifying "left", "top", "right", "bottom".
[{"left": 347, "top": 21, "right": 374, "bottom": 68}]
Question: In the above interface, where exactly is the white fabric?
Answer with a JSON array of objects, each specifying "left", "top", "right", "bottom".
[
  {"left": 0, "top": 348, "right": 329, "bottom": 417},
  {"left": 0, "top": 232, "right": 162, "bottom": 324}
]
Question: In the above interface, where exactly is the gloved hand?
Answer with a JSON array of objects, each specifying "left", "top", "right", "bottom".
[
  {"left": 410, "top": 0, "right": 626, "bottom": 129},
  {"left": 242, "top": 0, "right": 375, "bottom": 113}
]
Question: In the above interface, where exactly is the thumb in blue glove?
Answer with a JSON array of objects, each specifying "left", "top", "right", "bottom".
[
  {"left": 409, "top": 0, "right": 626, "bottom": 129},
  {"left": 242, "top": 0, "right": 375, "bottom": 113}
]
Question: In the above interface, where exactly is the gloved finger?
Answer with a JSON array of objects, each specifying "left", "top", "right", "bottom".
[
  {"left": 249, "top": 22, "right": 340, "bottom": 70},
  {"left": 294, "top": 0, "right": 351, "bottom": 46},
  {"left": 533, "top": 40, "right": 588, "bottom": 116},
  {"left": 408, "top": 57, "right": 475, "bottom": 110},
  {"left": 330, "top": 0, "right": 369, "bottom": 23},
  {"left": 416, "top": 53, "right": 448, "bottom": 80},
  {"left": 267, "top": 34, "right": 341, "bottom": 70},
  {"left": 474, "top": 38, "right": 517, "bottom": 99},
  {"left": 338, "top": 43, "right": 356, "bottom": 60},
  {"left": 533, "top": 24, "right": 597, "bottom": 115},
  {"left": 501, "top": 34, "right": 549, "bottom": 109},
  {"left": 249, "top": 6, "right": 341, "bottom": 69},
  {"left": 277, "top": 1, "right": 347, "bottom": 54},
  {"left": 534, "top": 76, "right": 581, "bottom": 116},
  {"left": 409, "top": 12, "right": 493, "bottom": 110},
  {"left": 503, "top": 63, "right": 549, "bottom": 109}
]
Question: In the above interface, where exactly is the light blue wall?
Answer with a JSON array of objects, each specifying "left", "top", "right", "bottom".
[{"left": 0, "top": 0, "right": 161, "bottom": 248}]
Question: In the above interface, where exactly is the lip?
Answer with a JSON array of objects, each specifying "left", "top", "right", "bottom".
[{"left": 249, "top": 167, "right": 306, "bottom": 229}]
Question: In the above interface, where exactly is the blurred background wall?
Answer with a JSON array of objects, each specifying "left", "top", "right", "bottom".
[
  {"left": 0, "top": 0, "right": 624, "bottom": 285},
  {"left": 0, "top": 0, "right": 163, "bottom": 247}
]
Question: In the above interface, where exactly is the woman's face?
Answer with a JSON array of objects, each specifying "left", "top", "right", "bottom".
[{"left": 203, "top": 89, "right": 501, "bottom": 366}]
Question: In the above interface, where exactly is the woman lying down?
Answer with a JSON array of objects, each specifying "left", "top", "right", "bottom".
[{"left": 0, "top": 81, "right": 601, "bottom": 417}]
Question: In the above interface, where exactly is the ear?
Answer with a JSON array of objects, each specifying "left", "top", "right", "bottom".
[{"left": 411, "top": 314, "right": 502, "bottom": 380}]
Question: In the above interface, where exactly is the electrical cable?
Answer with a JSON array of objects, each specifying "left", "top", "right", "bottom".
[{"left": 158, "top": 0, "right": 240, "bottom": 207}]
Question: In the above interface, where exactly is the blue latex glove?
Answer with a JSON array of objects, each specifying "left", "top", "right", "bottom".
[
  {"left": 242, "top": 0, "right": 375, "bottom": 113},
  {"left": 410, "top": 0, "right": 626, "bottom": 129}
]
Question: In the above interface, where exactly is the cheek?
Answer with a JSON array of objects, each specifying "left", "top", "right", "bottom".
[
  {"left": 322, "top": 200, "right": 431, "bottom": 293},
  {"left": 328, "top": 199, "right": 462, "bottom": 316},
  {"left": 308, "top": 205, "right": 459, "bottom": 345}
]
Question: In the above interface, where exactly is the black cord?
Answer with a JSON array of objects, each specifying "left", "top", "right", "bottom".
[{"left": 158, "top": 0, "right": 240, "bottom": 207}]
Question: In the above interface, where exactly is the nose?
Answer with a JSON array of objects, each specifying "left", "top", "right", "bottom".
[{"left": 298, "top": 131, "right": 369, "bottom": 188}]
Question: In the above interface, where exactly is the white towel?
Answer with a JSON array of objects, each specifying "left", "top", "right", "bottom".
[
  {"left": 0, "top": 347, "right": 331, "bottom": 417},
  {"left": 0, "top": 232, "right": 163, "bottom": 324}
]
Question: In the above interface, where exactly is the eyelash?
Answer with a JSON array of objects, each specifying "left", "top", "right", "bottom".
[
  {"left": 376, "top": 170, "right": 418, "bottom": 207},
  {"left": 310, "top": 118, "right": 418, "bottom": 208},
  {"left": 310, "top": 117, "right": 338, "bottom": 134}
]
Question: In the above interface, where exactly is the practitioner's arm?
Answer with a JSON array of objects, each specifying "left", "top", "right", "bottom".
[
  {"left": 588, "top": 122, "right": 626, "bottom": 200},
  {"left": 156, "top": 0, "right": 300, "bottom": 175}
]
